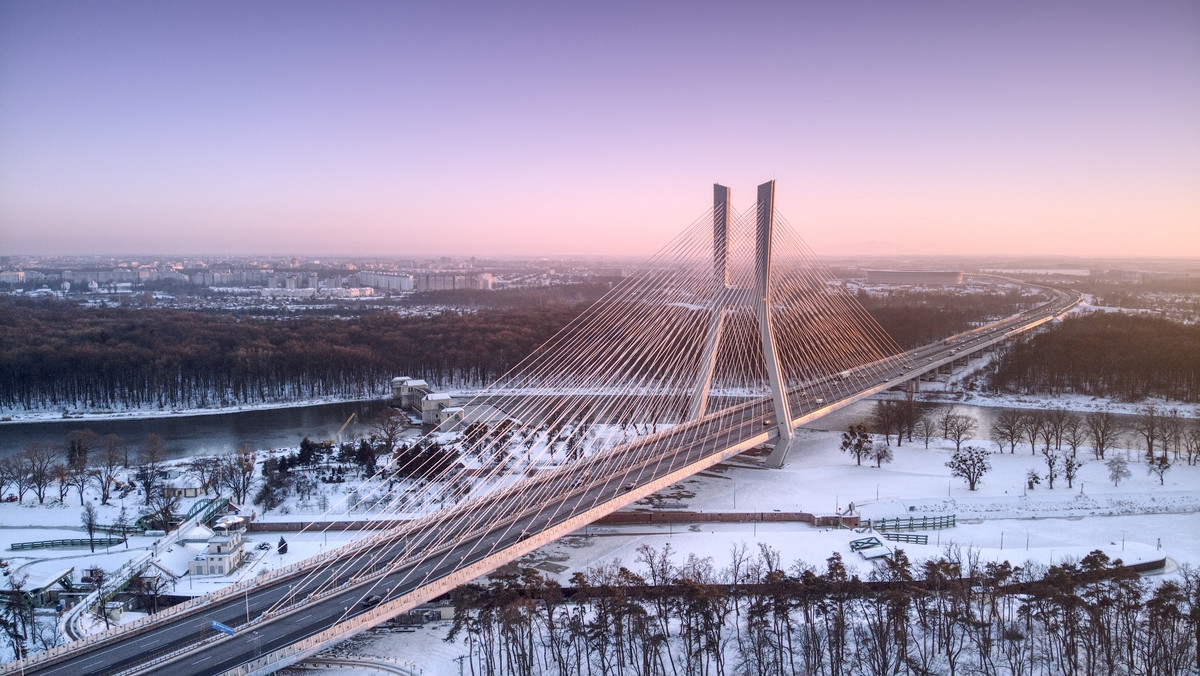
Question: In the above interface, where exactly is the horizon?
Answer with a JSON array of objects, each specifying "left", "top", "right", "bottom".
[{"left": 2, "top": 1, "right": 1198, "bottom": 259}]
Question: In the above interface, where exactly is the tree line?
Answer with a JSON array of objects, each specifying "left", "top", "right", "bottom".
[
  {"left": 987, "top": 312, "right": 1200, "bottom": 402},
  {"left": 0, "top": 289, "right": 1046, "bottom": 414},
  {"left": 854, "top": 288, "right": 1041, "bottom": 349},
  {"left": 0, "top": 299, "right": 576, "bottom": 411},
  {"left": 447, "top": 541, "right": 1199, "bottom": 676}
]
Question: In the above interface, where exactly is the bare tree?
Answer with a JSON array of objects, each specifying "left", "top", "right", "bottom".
[
  {"left": 1161, "top": 408, "right": 1184, "bottom": 460},
  {"left": 130, "top": 573, "right": 169, "bottom": 614},
  {"left": 942, "top": 413, "right": 979, "bottom": 452},
  {"left": 1183, "top": 423, "right": 1200, "bottom": 466},
  {"left": 101, "top": 433, "right": 127, "bottom": 469},
  {"left": 1131, "top": 405, "right": 1161, "bottom": 459},
  {"left": 52, "top": 462, "right": 71, "bottom": 503},
  {"left": 372, "top": 411, "right": 407, "bottom": 455},
  {"left": 68, "top": 462, "right": 91, "bottom": 506},
  {"left": 946, "top": 446, "right": 991, "bottom": 491},
  {"left": 0, "top": 456, "right": 30, "bottom": 503},
  {"left": 1046, "top": 408, "right": 1071, "bottom": 450},
  {"left": 135, "top": 434, "right": 168, "bottom": 505},
  {"left": 141, "top": 488, "right": 182, "bottom": 531},
  {"left": 915, "top": 415, "right": 937, "bottom": 449},
  {"left": 185, "top": 455, "right": 222, "bottom": 496},
  {"left": 1062, "top": 414, "right": 1085, "bottom": 457},
  {"left": 22, "top": 442, "right": 58, "bottom": 504},
  {"left": 990, "top": 409, "right": 1024, "bottom": 453},
  {"left": 0, "top": 457, "right": 17, "bottom": 502},
  {"left": 1086, "top": 411, "right": 1121, "bottom": 460},
  {"left": 113, "top": 506, "right": 132, "bottom": 546},
  {"left": 872, "top": 402, "right": 900, "bottom": 446},
  {"left": 1022, "top": 411, "right": 1045, "bottom": 454},
  {"left": 81, "top": 502, "right": 100, "bottom": 553},
  {"left": 219, "top": 444, "right": 257, "bottom": 504},
  {"left": 31, "top": 614, "right": 65, "bottom": 653},
  {"left": 90, "top": 442, "right": 124, "bottom": 505},
  {"left": 90, "top": 568, "right": 110, "bottom": 630}
]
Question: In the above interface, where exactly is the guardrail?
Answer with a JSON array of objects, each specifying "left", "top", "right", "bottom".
[{"left": 9, "top": 537, "right": 125, "bottom": 551}]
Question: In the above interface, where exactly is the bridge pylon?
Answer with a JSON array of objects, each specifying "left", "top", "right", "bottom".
[{"left": 686, "top": 180, "right": 795, "bottom": 467}]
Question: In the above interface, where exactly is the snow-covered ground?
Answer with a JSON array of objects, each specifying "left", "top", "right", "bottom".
[
  {"left": 4, "top": 399, "right": 1197, "bottom": 671},
  {"left": 295, "top": 425, "right": 1200, "bottom": 676}
]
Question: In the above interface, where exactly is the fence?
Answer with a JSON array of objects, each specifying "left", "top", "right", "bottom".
[
  {"left": 882, "top": 532, "right": 929, "bottom": 545},
  {"left": 861, "top": 515, "right": 955, "bottom": 532},
  {"left": 9, "top": 537, "right": 125, "bottom": 551}
]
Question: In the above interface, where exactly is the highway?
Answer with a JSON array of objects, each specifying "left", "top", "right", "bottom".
[{"left": 18, "top": 286, "right": 1079, "bottom": 676}]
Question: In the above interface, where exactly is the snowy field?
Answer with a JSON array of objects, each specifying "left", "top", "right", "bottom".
[
  {"left": 2, "top": 382, "right": 1196, "bottom": 671},
  {"left": 284, "top": 423, "right": 1200, "bottom": 676}
]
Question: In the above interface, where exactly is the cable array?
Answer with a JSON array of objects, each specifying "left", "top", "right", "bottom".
[{"left": 258, "top": 195, "right": 912, "bottom": 621}]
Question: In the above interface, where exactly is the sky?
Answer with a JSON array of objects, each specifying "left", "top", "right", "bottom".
[{"left": 1, "top": 1, "right": 1197, "bottom": 259}]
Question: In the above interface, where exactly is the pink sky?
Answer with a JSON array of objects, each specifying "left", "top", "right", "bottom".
[{"left": 1, "top": 1, "right": 1197, "bottom": 258}]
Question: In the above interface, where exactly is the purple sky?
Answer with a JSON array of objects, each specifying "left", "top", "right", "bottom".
[{"left": 1, "top": 1, "right": 1197, "bottom": 258}]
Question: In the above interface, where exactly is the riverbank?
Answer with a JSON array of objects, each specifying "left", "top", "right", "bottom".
[
  {"left": 878, "top": 388, "right": 1199, "bottom": 419},
  {"left": 0, "top": 394, "right": 385, "bottom": 425}
]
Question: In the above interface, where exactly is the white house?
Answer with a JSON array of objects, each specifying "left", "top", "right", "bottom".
[
  {"left": 187, "top": 529, "right": 246, "bottom": 576},
  {"left": 421, "top": 393, "right": 452, "bottom": 424},
  {"left": 162, "top": 473, "right": 203, "bottom": 498}
]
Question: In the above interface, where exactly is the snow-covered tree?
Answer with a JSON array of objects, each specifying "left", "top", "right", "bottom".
[
  {"left": 1146, "top": 455, "right": 1171, "bottom": 486},
  {"left": 870, "top": 443, "right": 894, "bottom": 468},
  {"left": 946, "top": 446, "right": 991, "bottom": 491},
  {"left": 1106, "top": 455, "right": 1131, "bottom": 487},
  {"left": 1041, "top": 449, "right": 1061, "bottom": 489},
  {"left": 840, "top": 424, "right": 871, "bottom": 466},
  {"left": 1063, "top": 453, "right": 1084, "bottom": 489}
]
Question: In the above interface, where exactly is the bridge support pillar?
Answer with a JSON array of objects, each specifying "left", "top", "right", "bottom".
[
  {"left": 756, "top": 181, "right": 795, "bottom": 468},
  {"left": 687, "top": 184, "right": 731, "bottom": 420}
]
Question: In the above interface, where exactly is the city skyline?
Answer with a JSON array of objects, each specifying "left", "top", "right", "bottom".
[{"left": 1, "top": 1, "right": 1198, "bottom": 258}]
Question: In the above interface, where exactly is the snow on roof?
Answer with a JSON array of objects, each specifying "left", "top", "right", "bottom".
[
  {"left": 164, "top": 475, "right": 203, "bottom": 489},
  {"left": 181, "top": 524, "right": 214, "bottom": 542},
  {"left": 407, "top": 379, "right": 428, "bottom": 388},
  {"left": 29, "top": 568, "right": 73, "bottom": 591},
  {"left": 441, "top": 407, "right": 464, "bottom": 414},
  {"left": 156, "top": 543, "right": 198, "bottom": 577},
  {"left": 426, "top": 393, "right": 451, "bottom": 402}
]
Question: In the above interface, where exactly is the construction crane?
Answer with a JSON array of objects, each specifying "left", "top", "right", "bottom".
[{"left": 326, "top": 412, "right": 356, "bottom": 445}]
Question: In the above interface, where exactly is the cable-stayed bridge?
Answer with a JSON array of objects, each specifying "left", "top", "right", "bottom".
[{"left": 8, "top": 182, "right": 1079, "bottom": 676}]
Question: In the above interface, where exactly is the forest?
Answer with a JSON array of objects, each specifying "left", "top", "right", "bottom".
[
  {"left": 0, "top": 299, "right": 574, "bottom": 411},
  {"left": 447, "top": 542, "right": 1198, "bottom": 676},
  {"left": 987, "top": 313, "right": 1200, "bottom": 402},
  {"left": 0, "top": 289, "right": 1029, "bottom": 413},
  {"left": 852, "top": 287, "right": 1039, "bottom": 349}
]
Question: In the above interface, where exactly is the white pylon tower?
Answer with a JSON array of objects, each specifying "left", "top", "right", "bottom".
[{"left": 687, "top": 181, "right": 795, "bottom": 467}]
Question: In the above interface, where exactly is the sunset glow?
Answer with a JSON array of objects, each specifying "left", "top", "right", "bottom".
[{"left": 1, "top": 1, "right": 1197, "bottom": 257}]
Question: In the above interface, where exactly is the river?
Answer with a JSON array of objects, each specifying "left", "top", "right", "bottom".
[
  {"left": 0, "top": 396, "right": 1148, "bottom": 462},
  {"left": 0, "top": 400, "right": 395, "bottom": 461}
]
